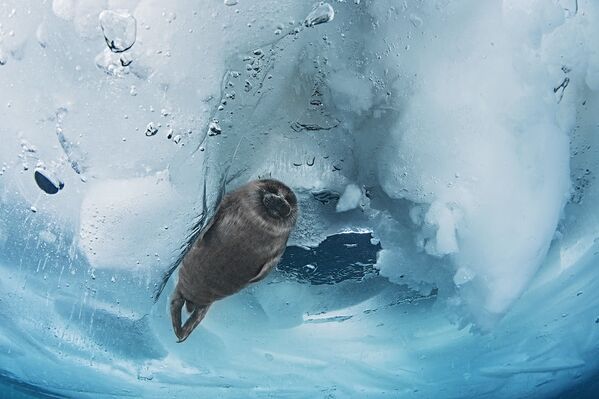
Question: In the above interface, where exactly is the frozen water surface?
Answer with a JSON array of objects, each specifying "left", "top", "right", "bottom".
[{"left": 1, "top": 0, "right": 599, "bottom": 398}]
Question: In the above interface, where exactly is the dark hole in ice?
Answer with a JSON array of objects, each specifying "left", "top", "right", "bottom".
[
  {"left": 34, "top": 169, "right": 64, "bottom": 195},
  {"left": 277, "top": 232, "right": 381, "bottom": 285}
]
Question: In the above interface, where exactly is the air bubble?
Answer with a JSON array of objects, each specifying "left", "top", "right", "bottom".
[
  {"left": 208, "top": 120, "right": 222, "bottom": 136},
  {"left": 304, "top": 2, "right": 335, "bottom": 27},
  {"left": 145, "top": 122, "right": 158, "bottom": 137},
  {"left": 34, "top": 168, "right": 64, "bottom": 195},
  {"left": 119, "top": 54, "right": 133, "bottom": 67},
  {"left": 409, "top": 14, "right": 423, "bottom": 28},
  {"left": 36, "top": 22, "right": 49, "bottom": 48},
  {"left": 99, "top": 10, "right": 137, "bottom": 53}
]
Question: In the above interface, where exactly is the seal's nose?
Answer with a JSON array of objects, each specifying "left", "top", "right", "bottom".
[{"left": 263, "top": 193, "right": 291, "bottom": 217}]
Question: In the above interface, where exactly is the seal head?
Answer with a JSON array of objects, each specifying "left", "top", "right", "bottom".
[{"left": 257, "top": 179, "right": 297, "bottom": 221}]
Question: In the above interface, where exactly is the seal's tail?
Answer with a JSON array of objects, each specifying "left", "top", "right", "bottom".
[{"left": 170, "top": 288, "right": 211, "bottom": 343}]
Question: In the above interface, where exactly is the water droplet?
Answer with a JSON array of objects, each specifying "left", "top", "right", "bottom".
[
  {"left": 99, "top": 10, "right": 137, "bottom": 53},
  {"left": 30, "top": 206, "right": 37, "bottom": 213},
  {"left": 34, "top": 168, "right": 64, "bottom": 195},
  {"left": 304, "top": 2, "right": 335, "bottom": 27},
  {"left": 409, "top": 14, "right": 423, "bottom": 28},
  {"left": 165, "top": 12, "right": 176, "bottom": 23},
  {"left": 36, "top": 22, "right": 49, "bottom": 48},
  {"left": 173, "top": 134, "right": 182, "bottom": 144}
]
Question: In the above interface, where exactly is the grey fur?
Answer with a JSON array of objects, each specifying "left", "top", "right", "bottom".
[{"left": 170, "top": 179, "right": 298, "bottom": 342}]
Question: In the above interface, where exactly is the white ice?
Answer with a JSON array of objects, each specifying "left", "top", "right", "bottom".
[{"left": 335, "top": 184, "right": 362, "bottom": 213}]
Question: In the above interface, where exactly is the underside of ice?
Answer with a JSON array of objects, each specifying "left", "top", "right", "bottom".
[{"left": 1, "top": 0, "right": 599, "bottom": 398}]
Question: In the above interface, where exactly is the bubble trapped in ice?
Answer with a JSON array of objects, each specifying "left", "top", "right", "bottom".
[
  {"left": 99, "top": 10, "right": 137, "bottom": 53},
  {"left": 145, "top": 122, "right": 159, "bottom": 136},
  {"left": 33, "top": 168, "right": 64, "bottom": 194},
  {"left": 304, "top": 2, "right": 335, "bottom": 27}
]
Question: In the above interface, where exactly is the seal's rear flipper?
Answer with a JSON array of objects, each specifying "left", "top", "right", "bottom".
[
  {"left": 170, "top": 288, "right": 186, "bottom": 339},
  {"left": 170, "top": 288, "right": 211, "bottom": 342},
  {"left": 176, "top": 303, "right": 210, "bottom": 343}
]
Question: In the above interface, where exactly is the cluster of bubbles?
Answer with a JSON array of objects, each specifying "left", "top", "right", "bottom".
[{"left": 95, "top": 10, "right": 137, "bottom": 76}]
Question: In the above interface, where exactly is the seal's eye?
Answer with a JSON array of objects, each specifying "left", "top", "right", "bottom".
[{"left": 262, "top": 193, "right": 291, "bottom": 218}]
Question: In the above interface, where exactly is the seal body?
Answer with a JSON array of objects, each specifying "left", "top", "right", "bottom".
[{"left": 170, "top": 179, "right": 298, "bottom": 342}]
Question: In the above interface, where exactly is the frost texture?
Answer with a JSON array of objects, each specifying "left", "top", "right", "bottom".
[{"left": 1, "top": 0, "right": 599, "bottom": 398}]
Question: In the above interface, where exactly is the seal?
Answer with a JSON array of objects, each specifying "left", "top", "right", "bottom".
[{"left": 170, "top": 179, "right": 298, "bottom": 342}]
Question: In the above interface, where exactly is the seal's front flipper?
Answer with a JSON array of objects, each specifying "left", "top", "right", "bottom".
[
  {"left": 249, "top": 255, "right": 282, "bottom": 284},
  {"left": 177, "top": 303, "right": 211, "bottom": 343}
]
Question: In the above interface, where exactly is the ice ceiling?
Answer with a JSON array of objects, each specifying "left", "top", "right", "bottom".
[{"left": 1, "top": 0, "right": 599, "bottom": 398}]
